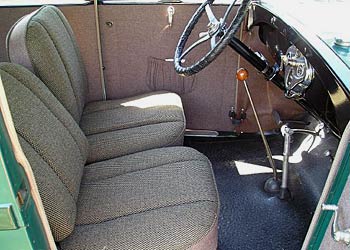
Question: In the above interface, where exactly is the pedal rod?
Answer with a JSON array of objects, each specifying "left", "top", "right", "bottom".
[
  {"left": 280, "top": 125, "right": 292, "bottom": 199},
  {"left": 240, "top": 73, "right": 278, "bottom": 180}
]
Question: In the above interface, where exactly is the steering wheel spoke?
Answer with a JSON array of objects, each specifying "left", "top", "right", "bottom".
[
  {"left": 210, "top": 36, "right": 217, "bottom": 49},
  {"left": 205, "top": 5, "right": 219, "bottom": 24},
  {"left": 180, "top": 34, "right": 211, "bottom": 60}
]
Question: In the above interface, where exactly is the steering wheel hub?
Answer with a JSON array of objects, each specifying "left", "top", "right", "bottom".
[{"left": 207, "top": 22, "right": 220, "bottom": 35}]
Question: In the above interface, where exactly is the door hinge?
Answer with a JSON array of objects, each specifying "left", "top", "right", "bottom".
[
  {"left": 0, "top": 204, "right": 18, "bottom": 230},
  {"left": 322, "top": 204, "right": 350, "bottom": 246}
]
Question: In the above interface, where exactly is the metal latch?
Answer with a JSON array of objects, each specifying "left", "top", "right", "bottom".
[
  {"left": 167, "top": 6, "right": 175, "bottom": 27},
  {"left": 322, "top": 204, "right": 350, "bottom": 246}
]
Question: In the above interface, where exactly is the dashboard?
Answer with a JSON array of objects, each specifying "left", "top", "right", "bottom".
[{"left": 247, "top": 3, "right": 350, "bottom": 136}]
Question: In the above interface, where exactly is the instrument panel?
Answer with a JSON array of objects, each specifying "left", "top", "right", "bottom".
[
  {"left": 248, "top": 3, "right": 350, "bottom": 136},
  {"left": 281, "top": 45, "right": 315, "bottom": 99}
]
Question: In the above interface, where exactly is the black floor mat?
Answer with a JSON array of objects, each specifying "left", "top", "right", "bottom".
[{"left": 186, "top": 135, "right": 313, "bottom": 250}]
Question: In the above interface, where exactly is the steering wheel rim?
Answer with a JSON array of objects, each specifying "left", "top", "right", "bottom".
[{"left": 174, "top": 0, "right": 251, "bottom": 76}]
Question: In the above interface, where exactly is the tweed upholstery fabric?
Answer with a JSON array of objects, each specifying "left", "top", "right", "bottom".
[
  {"left": 1, "top": 62, "right": 218, "bottom": 249},
  {"left": 0, "top": 63, "right": 88, "bottom": 241},
  {"left": 82, "top": 91, "right": 185, "bottom": 162},
  {"left": 61, "top": 202, "right": 218, "bottom": 250},
  {"left": 60, "top": 147, "right": 219, "bottom": 250},
  {"left": 7, "top": 5, "right": 87, "bottom": 122},
  {"left": 0, "top": 63, "right": 89, "bottom": 159},
  {"left": 18, "top": 137, "right": 78, "bottom": 241},
  {"left": 87, "top": 121, "right": 184, "bottom": 163},
  {"left": 7, "top": 6, "right": 186, "bottom": 162},
  {"left": 83, "top": 146, "right": 208, "bottom": 182},
  {"left": 81, "top": 91, "right": 184, "bottom": 135}
]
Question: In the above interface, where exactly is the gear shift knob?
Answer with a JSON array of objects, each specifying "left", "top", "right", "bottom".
[{"left": 236, "top": 68, "right": 249, "bottom": 81}]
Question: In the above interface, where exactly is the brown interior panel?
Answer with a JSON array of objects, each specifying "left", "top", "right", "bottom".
[
  {"left": 147, "top": 56, "right": 197, "bottom": 95},
  {"left": 60, "top": 5, "right": 103, "bottom": 102},
  {"left": 99, "top": 4, "right": 241, "bottom": 131},
  {"left": 0, "top": 5, "right": 102, "bottom": 102},
  {"left": 0, "top": 3, "right": 304, "bottom": 133},
  {"left": 235, "top": 26, "right": 304, "bottom": 133}
]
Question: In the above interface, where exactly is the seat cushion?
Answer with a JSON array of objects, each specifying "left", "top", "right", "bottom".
[
  {"left": 60, "top": 147, "right": 219, "bottom": 250},
  {"left": 82, "top": 91, "right": 186, "bottom": 163}
]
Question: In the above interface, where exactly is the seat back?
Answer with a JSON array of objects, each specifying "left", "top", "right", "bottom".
[
  {"left": 7, "top": 5, "right": 88, "bottom": 123},
  {"left": 0, "top": 63, "right": 89, "bottom": 241}
]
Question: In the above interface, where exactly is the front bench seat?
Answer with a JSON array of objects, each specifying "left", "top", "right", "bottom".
[
  {"left": 0, "top": 62, "right": 219, "bottom": 249},
  {"left": 6, "top": 5, "right": 185, "bottom": 163}
]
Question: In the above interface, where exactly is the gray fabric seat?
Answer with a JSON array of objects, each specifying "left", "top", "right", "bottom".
[
  {"left": 82, "top": 91, "right": 185, "bottom": 163},
  {"left": 62, "top": 147, "right": 218, "bottom": 250},
  {"left": 6, "top": 5, "right": 185, "bottom": 163},
  {"left": 0, "top": 62, "right": 219, "bottom": 249}
]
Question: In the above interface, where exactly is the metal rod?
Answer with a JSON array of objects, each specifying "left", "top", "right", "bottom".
[
  {"left": 281, "top": 126, "right": 291, "bottom": 190},
  {"left": 242, "top": 80, "right": 278, "bottom": 179}
]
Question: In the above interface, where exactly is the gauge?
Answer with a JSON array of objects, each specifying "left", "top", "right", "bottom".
[{"left": 281, "top": 45, "right": 315, "bottom": 99}]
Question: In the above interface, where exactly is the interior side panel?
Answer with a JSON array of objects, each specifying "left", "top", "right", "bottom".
[
  {"left": 0, "top": 3, "right": 304, "bottom": 132},
  {"left": 99, "top": 4, "right": 240, "bottom": 132},
  {"left": 0, "top": 5, "right": 103, "bottom": 102},
  {"left": 235, "top": 26, "right": 305, "bottom": 133},
  {"left": 99, "top": 4, "right": 303, "bottom": 132}
]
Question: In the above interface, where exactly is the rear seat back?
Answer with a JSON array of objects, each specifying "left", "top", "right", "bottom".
[
  {"left": 0, "top": 63, "right": 88, "bottom": 241},
  {"left": 7, "top": 6, "right": 87, "bottom": 122}
]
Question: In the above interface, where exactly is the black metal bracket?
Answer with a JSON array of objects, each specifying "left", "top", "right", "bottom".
[
  {"left": 229, "top": 37, "right": 284, "bottom": 89},
  {"left": 229, "top": 107, "right": 246, "bottom": 125}
]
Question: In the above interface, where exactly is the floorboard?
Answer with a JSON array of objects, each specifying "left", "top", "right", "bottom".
[{"left": 186, "top": 135, "right": 314, "bottom": 250}]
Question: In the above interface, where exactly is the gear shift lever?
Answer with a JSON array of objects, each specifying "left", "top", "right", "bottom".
[
  {"left": 236, "top": 68, "right": 326, "bottom": 199},
  {"left": 236, "top": 68, "right": 280, "bottom": 193}
]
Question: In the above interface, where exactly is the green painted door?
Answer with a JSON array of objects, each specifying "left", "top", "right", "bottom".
[
  {"left": 306, "top": 134, "right": 350, "bottom": 249},
  {"left": 0, "top": 112, "right": 50, "bottom": 250}
]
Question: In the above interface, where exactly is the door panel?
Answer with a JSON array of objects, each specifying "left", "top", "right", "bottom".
[
  {"left": 99, "top": 4, "right": 240, "bottom": 131},
  {"left": 99, "top": 3, "right": 303, "bottom": 132},
  {"left": 60, "top": 5, "right": 103, "bottom": 102}
]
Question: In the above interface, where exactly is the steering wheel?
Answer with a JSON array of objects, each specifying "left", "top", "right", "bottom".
[{"left": 174, "top": 0, "right": 251, "bottom": 76}]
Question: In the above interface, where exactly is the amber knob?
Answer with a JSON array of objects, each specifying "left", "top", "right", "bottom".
[{"left": 236, "top": 68, "right": 249, "bottom": 81}]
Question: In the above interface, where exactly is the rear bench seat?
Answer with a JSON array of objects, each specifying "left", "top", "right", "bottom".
[
  {"left": 7, "top": 5, "right": 185, "bottom": 163},
  {"left": 0, "top": 62, "right": 219, "bottom": 249}
]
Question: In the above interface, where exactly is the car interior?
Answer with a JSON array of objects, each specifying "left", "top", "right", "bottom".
[{"left": 0, "top": 0, "right": 349, "bottom": 249}]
